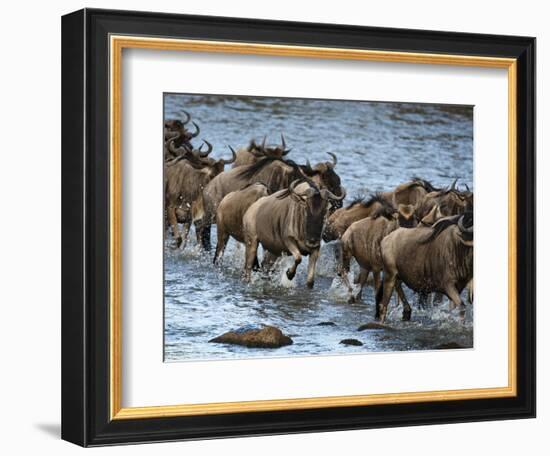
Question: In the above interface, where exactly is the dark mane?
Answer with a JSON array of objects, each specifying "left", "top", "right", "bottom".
[
  {"left": 420, "top": 215, "right": 461, "bottom": 244},
  {"left": 166, "top": 154, "right": 207, "bottom": 170},
  {"left": 235, "top": 156, "right": 298, "bottom": 180},
  {"left": 411, "top": 176, "right": 440, "bottom": 193},
  {"left": 346, "top": 192, "right": 387, "bottom": 210},
  {"left": 366, "top": 193, "right": 396, "bottom": 220}
]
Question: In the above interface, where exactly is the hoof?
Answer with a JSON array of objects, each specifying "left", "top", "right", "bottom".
[
  {"left": 347, "top": 295, "right": 356, "bottom": 304},
  {"left": 286, "top": 269, "right": 295, "bottom": 280},
  {"left": 402, "top": 310, "right": 412, "bottom": 321},
  {"left": 306, "top": 280, "right": 314, "bottom": 289}
]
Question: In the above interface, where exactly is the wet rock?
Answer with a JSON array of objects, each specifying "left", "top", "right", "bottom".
[
  {"left": 317, "top": 321, "right": 337, "bottom": 326},
  {"left": 340, "top": 338, "right": 363, "bottom": 346},
  {"left": 357, "top": 322, "right": 395, "bottom": 332},
  {"left": 209, "top": 325, "right": 293, "bottom": 348},
  {"left": 435, "top": 342, "right": 466, "bottom": 350}
]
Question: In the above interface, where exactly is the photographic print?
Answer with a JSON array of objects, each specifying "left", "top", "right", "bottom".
[{"left": 163, "top": 93, "right": 474, "bottom": 362}]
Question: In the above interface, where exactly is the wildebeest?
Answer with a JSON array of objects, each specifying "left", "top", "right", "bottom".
[
  {"left": 214, "top": 183, "right": 270, "bottom": 264},
  {"left": 164, "top": 111, "right": 201, "bottom": 160},
  {"left": 232, "top": 135, "right": 291, "bottom": 168},
  {"left": 164, "top": 111, "right": 200, "bottom": 145},
  {"left": 165, "top": 138, "right": 214, "bottom": 164},
  {"left": 415, "top": 179, "right": 473, "bottom": 219},
  {"left": 376, "top": 212, "right": 473, "bottom": 322},
  {"left": 242, "top": 179, "right": 345, "bottom": 288},
  {"left": 322, "top": 193, "right": 386, "bottom": 243},
  {"left": 165, "top": 146, "right": 236, "bottom": 248},
  {"left": 338, "top": 200, "right": 417, "bottom": 303}
]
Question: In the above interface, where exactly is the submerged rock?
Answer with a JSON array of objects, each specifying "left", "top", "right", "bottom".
[
  {"left": 435, "top": 342, "right": 466, "bottom": 350},
  {"left": 357, "top": 322, "right": 395, "bottom": 332},
  {"left": 340, "top": 338, "right": 363, "bottom": 346},
  {"left": 316, "top": 321, "right": 337, "bottom": 326},
  {"left": 209, "top": 325, "right": 293, "bottom": 348}
]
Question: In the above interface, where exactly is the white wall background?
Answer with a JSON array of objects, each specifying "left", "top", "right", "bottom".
[{"left": 0, "top": 1, "right": 545, "bottom": 454}]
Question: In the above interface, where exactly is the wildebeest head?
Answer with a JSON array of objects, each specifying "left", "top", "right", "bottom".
[
  {"left": 422, "top": 211, "right": 473, "bottom": 247},
  {"left": 371, "top": 199, "right": 417, "bottom": 228},
  {"left": 396, "top": 204, "right": 418, "bottom": 228},
  {"left": 416, "top": 178, "right": 473, "bottom": 219},
  {"left": 282, "top": 179, "right": 346, "bottom": 249},
  {"left": 247, "top": 134, "right": 292, "bottom": 159},
  {"left": 167, "top": 142, "right": 236, "bottom": 178},
  {"left": 200, "top": 145, "right": 237, "bottom": 177},
  {"left": 167, "top": 138, "right": 213, "bottom": 163},
  {"left": 300, "top": 153, "right": 344, "bottom": 210},
  {"left": 164, "top": 110, "right": 200, "bottom": 145}
]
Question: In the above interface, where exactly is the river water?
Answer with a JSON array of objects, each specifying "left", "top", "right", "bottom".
[{"left": 164, "top": 93, "right": 474, "bottom": 362}]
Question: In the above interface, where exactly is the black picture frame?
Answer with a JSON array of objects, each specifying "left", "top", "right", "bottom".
[{"left": 62, "top": 8, "right": 536, "bottom": 447}]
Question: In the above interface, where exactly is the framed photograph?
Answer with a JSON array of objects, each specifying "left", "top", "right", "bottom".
[{"left": 61, "top": 8, "right": 535, "bottom": 446}]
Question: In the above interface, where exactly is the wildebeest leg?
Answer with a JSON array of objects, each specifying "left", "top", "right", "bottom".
[
  {"left": 396, "top": 281, "right": 412, "bottom": 321},
  {"left": 354, "top": 267, "right": 369, "bottom": 286},
  {"left": 418, "top": 292, "right": 429, "bottom": 309},
  {"left": 445, "top": 284, "right": 466, "bottom": 319},
  {"left": 338, "top": 243, "right": 355, "bottom": 302},
  {"left": 377, "top": 271, "right": 397, "bottom": 323},
  {"left": 355, "top": 268, "right": 371, "bottom": 302},
  {"left": 261, "top": 251, "right": 279, "bottom": 272},
  {"left": 213, "top": 226, "right": 229, "bottom": 265},
  {"left": 467, "top": 279, "right": 474, "bottom": 304},
  {"left": 370, "top": 270, "right": 381, "bottom": 301},
  {"left": 180, "top": 222, "right": 191, "bottom": 250},
  {"left": 306, "top": 248, "right": 320, "bottom": 289},
  {"left": 243, "top": 236, "right": 259, "bottom": 282},
  {"left": 284, "top": 238, "right": 302, "bottom": 281},
  {"left": 334, "top": 242, "right": 342, "bottom": 274},
  {"left": 432, "top": 292, "right": 444, "bottom": 306},
  {"left": 167, "top": 206, "right": 181, "bottom": 247},
  {"left": 195, "top": 222, "right": 211, "bottom": 251}
]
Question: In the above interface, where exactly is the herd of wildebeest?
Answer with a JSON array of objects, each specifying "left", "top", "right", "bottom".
[{"left": 164, "top": 111, "right": 474, "bottom": 323}]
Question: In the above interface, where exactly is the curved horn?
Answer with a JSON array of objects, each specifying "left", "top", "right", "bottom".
[
  {"left": 289, "top": 179, "right": 301, "bottom": 194},
  {"left": 458, "top": 214, "right": 473, "bottom": 233},
  {"left": 260, "top": 135, "right": 267, "bottom": 152},
  {"left": 222, "top": 145, "right": 237, "bottom": 165},
  {"left": 321, "top": 187, "right": 346, "bottom": 202},
  {"left": 180, "top": 110, "right": 191, "bottom": 125},
  {"left": 198, "top": 140, "right": 213, "bottom": 157},
  {"left": 327, "top": 152, "right": 338, "bottom": 166},
  {"left": 168, "top": 139, "right": 187, "bottom": 156},
  {"left": 448, "top": 178, "right": 458, "bottom": 192},
  {"left": 189, "top": 121, "right": 200, "bottom": 138},
  {"left": 281, "top": 134, "right": 292, "bottom": 156},
  {"left": 464, "top": 183, "right": 471, "bottom": 192}
]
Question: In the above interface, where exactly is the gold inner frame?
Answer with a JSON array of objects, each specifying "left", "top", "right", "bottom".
[{"left": 109, "top": 35, "right": 518, "bottom": 420}]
